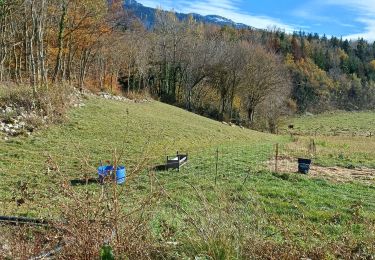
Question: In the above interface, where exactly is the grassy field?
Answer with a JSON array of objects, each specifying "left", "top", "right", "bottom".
[
  {"left": 280, "top": 111, "right": 375, "bottom": 168},
  {"left": 282, "top": 111, "right": 375, "bottom": 136},
  {"left": 1, "top": 98, "right": 374, "bottom": 258}
]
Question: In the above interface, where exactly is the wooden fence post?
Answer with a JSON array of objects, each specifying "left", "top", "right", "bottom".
[
  {"left": 275, "top": 144, "right": 279, "bottom": 173},
  {"left": 215, "top": 148, "right": 219, "bottom": 185}
]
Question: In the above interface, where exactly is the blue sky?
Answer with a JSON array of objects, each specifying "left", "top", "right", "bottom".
[{"left": 136, "top": 0, "right": 375, "bottom": 41}]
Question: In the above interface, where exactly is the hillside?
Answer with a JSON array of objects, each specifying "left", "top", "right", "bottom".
[
  {"left": 1, "top": 97, "right": 374, "bottom": 258},
  {"left": 0, "top": 96, "right": 279, "bottom": 215},
  {"left": 124, "top": 0, "right": 250, "bottom": 29},
  {"left": 283, "top": 111, "right": 375, "bottom": 136}
]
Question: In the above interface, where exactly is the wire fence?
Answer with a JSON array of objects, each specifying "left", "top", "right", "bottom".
[
  {"left": 280, "top": 128, "right": 375, "bottom": 138},
  {"left": 145, "top": 138, "right": 335, "bottom": 179}
]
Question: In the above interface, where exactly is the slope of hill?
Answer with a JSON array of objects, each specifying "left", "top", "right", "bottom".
[
  {"left": 0, "top": 97, "right": 374, "bottom": 258},
  {"left": 280, "top": 111, "right": 375, "bottom": 168},
  {"left": 0, "top": 96, "right": 279, "bottom": 213},
  {"left": 124, "top": 0, "right": 251, "bottom": 29},
  {"left": 283, "top": 111, "right": 375, "bottom": 136}
]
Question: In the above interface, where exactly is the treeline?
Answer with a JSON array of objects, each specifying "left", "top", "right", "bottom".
[
  {"left": 0, "top": 0, "right": 136, "bottom": 91},
  {"left": 146, "top": 13, "right": 291, "bottom": 130},
  {"left": 1, "top": 1, "right": 374, "bottom": 132},
  {"left": 267, "top": 31, "right": 375, "bottom": 112}
]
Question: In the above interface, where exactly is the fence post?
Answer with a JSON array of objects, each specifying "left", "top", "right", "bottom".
[
  {"left": 215, "top": 148, "right": 219, "bottom": 185},
  {"left": 275, "top": 144, "right": 279, "bottom": 173},
  {"left": 309, "top": 138, "right": 317, "bottom": 157}
]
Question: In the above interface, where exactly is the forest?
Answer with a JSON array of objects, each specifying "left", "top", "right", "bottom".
[{"left": 0, "top": 0, "right": 374, "bottom": 132}]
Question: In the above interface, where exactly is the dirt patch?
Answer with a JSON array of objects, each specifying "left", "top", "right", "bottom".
[{"left": 268, "top": 157, "right": 375, "bottom": 184}]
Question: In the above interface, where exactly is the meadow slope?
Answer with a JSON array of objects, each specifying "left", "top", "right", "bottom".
[
  {"left": 0, "top": 97, "right": 374, "bottom": 258},
  {"left": 0, "top": 97, "right": 280, "bottom": 215}
]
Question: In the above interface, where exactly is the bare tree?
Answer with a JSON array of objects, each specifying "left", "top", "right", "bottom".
[
  {"left": 239, "top": 44, "right": 291, "bottom": 125},
  {"left": 208, "top": 40, "right": 247, "bottom": 120},
  {"left": 52, "top": 0, "right": 68, "bottom": 82}
]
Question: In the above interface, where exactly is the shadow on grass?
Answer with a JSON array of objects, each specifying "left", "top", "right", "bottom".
[
  {"left": 70, "top": 178, "right": 99, "bottom": 186},
  {"left": 152, "top": 164, "right": 167, "bottom": 172}
]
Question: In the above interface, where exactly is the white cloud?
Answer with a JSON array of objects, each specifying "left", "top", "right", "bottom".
[
  {"left": 319, "top": 0, "right": 375, "bottom": 41},
  {"left": 136, "top": 0, "right": 297, "bottom": 32},
  {"left": 345, "top": 19, "right": 375, "bottom": 41}
]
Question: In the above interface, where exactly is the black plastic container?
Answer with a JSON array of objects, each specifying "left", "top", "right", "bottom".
[{"left": 298, "top": 158, "right": 312, "bottom": 174}]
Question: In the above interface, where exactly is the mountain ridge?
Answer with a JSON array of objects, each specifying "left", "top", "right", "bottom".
[{"left": 124, "top": 0, "right": 251, "bottom": 29}]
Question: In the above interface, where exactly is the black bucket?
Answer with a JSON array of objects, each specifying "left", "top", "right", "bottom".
[{"left": 298, "top": 158, "right": 312, "bottom": 174}]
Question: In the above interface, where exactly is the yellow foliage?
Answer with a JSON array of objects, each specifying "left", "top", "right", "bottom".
[
  {"left": 338, "top": 48, "right": 349, "bottom": 61},
  {"left": 292, "top": 58, "right": 335, "bottom": 96},
  {"left": 370, "top": 60, "right": 375, "bottom": 71},
  {"left": 285, "top": 53, "right": 295, "bottom": 67}
]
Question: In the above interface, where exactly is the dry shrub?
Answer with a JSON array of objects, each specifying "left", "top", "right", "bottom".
[
  {"left": 243, "top": 236, "right": 375, "bottom": 260},
  {"left": 0, "top": 224, "right": 63, "bottom": 259},
  {"left": 125, "top": 89, "right": 151, "bottom": 101},
  {"left": 0, "top": 148, "right": 165, "bottom": 259},
  {"left": 50, "top": 151, "right": 163, "bottom": 259},
  {"left": 0, "top": 84, "right": 75, "bottom": 126},
  {"left": 0, "top": 188, "right": 159, "bottom": 259},
  {"left": 53, "top": 183, "right": 158, "bottom": 259},
  {"left": 243, "top": 239, "right": 324, "bottom": 260}
]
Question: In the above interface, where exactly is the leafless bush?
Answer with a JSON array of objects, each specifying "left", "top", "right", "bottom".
[
  {"left": 0, "top": 147, "right": 165, "bottom": 259},
  {"left": 125, "top": 89, "right": 151, "bottom": 101},
  {"left": 0, "top": 84, "right": 79, "bottom": 134}
]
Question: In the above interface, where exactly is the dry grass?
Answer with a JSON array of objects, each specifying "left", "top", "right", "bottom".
[
  {"left": 268, "top": 156, "right": 375, "bottom": 184},
  {"left": 283, "top": 135, "right": 375, "bottom": 168},
  {"left": 0, "top": 84, "right": 76, "bottom": 129},
  {"left": 0, "top": 150, "right": 162, "bottom": 259}
]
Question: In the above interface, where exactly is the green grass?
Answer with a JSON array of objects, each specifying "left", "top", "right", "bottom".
[
  {"left": 1, "top": 97, "right": 374, "bottom": 258},
  {"left": 283, "top": 111, "right": 375, "bottom": 136},
  {"left": 280, "top": 111, "right": 375, "bottom": 168},
  {"left": 0, "top": 97, "right": 279, "bottom": 215}
]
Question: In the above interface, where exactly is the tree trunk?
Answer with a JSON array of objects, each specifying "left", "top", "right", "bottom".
[
  {"left": 221, "top": 95, "right": 226, "bottom": 121},
  {"left": 53, "top": 1, "right": 68, "bottom": 83},
  {"left": 247, "top": 108, "right": 255, "bottom": 124},
  {"left": 186, "top": 87, "right": 192, "bottom": 111},
  {"left": 29, "top": 0, "right": 37, "bottom": 88},
  {"left": 268, "top": 119, "right": 277, "bottom": 134},
  {"left": 127, "top": 64, "right": 131, "bottom": 93},
  {"left": 36, "top": 0, "right": 47, "bottom": 85},
  {"left": 78, "top": 49, "right": 91, "bottom": 91}
]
